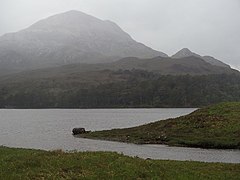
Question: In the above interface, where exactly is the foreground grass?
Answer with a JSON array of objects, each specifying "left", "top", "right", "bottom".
[
  {"left": 80, "top": 102, "right": 240, "bottom": 149},
  {"left": 0, "top": 147, "right": 240, "bottom": 179}
]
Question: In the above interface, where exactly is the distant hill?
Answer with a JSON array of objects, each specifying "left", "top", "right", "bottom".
[
  {"left": 0, "top": 55, "right": 237, "bottom": 81},
  {"left": 172, "top": 48, "right": 230, "bottom": 68},
  {"left": 0, "top": 10, "right": 167, "bottom": 73},
  {"left": 172, "top": 48, "right": 201, "bottom": 59},
  {"left": 109, "top": 56, "right": 237, "bottom": 75}
]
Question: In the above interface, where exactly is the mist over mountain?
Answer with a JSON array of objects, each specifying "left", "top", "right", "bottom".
[
  {"left": 0, "top": 10, "right": 167, "bottom": 72},
  {"left": 172, "top": 48, "right": 230, "bottom": 68},
  {"left": 0, "top": 10, "right": 236, "bottom": 78}
]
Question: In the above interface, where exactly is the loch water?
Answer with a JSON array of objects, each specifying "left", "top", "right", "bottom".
[{"left": 0, "top": 108, "right": 239, "bottom": 163}]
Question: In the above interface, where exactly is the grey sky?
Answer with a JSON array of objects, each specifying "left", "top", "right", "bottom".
[{"left": 1, "top": 0, "right": 240, "bottom": 69}]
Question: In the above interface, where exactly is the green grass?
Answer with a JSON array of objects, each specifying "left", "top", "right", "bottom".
[
  {"left": 80, "top": 102, "right": 240, "bottom": 149},
  {"left": 0, "top": 146, "right": 240, "bottom": 179}
]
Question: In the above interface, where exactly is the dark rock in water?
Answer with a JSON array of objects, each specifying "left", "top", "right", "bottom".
[{"left": 72, "top": 128, "right": 86, "bottom": 135}]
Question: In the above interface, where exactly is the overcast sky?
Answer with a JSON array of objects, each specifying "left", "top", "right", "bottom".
[{"left": 1, "top": 0, "right": 240, "bottom": 69}]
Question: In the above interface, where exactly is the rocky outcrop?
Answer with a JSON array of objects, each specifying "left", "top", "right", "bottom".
[{"left": 72, "top": 128, "right": 86, "bottom": 135}]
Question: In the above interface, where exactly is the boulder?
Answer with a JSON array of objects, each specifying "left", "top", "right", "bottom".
[{"left": 72, "top": 128, "right": 86, "bottom": 135}]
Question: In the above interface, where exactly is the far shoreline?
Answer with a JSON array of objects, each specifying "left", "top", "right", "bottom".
[{"left": 0, "top": 106, "right": 198, "bottom": 110}]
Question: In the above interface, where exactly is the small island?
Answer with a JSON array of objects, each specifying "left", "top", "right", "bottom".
[{"left": 79, "top": 102, "right": 240, "bottom": 149}]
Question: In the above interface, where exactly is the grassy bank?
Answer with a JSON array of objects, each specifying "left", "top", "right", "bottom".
[
  {"left": 0, "top": 146, "right": 240, "bottom": 179},
  {"left": 80, "top": 102, "right": 240, "bottom": 149}
]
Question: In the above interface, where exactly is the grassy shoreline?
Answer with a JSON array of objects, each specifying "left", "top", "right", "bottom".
[
  {"left": 0, "top": 146, "right": 240, "bottom": 179},
  {"left": 79, "top": 102, "right": 240, "bottom": 149}
]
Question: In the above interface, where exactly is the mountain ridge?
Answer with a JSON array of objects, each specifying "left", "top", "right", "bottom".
[
  {"left": 172, "top": 48, "right": 230, "bottom": 68},
  {"left": 0, "top": 56, "right": 238, "bottom": 81}
]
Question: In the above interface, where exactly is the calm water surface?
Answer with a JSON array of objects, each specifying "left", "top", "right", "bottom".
[{"left": 0, "top": 108, "right": 239, "bottom": 163}]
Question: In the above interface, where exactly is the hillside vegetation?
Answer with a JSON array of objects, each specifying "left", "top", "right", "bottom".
[
  {"left": 0, "top": 147, "right": 240, "bottom": 179},
  {"left": 80, "top": 102, "right": 240, "bottom": 149},
  {"left": 0, "top": 70, "right": 240, "bottom": 108}
]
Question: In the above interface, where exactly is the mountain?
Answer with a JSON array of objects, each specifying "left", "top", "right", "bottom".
[
  {"left": 172, "top": 48, "right": 230, "bottom": 68},
  {"left": 0, "top": 10, "right": 167, "bottom": 73}
]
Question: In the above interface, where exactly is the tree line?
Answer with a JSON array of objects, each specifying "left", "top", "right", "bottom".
[{"left": 0, "top": 70, "right": 240, "bottom": 108}]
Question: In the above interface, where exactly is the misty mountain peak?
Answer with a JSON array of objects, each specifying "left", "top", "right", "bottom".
[
  {"left": 172, "top": 48, "right": 230, "bottom": 68},
  {"left": 28, "top": 10, "right": 110, "bottom": 32},
  {"left": 25, "top": 10, "right": 133, "bottom": 43},
  {"left": 0, "top": 10, "right": 167, "bottom": 70},
  {"left": 172, "top": 48, "right": 201, "bottom": 59}
]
